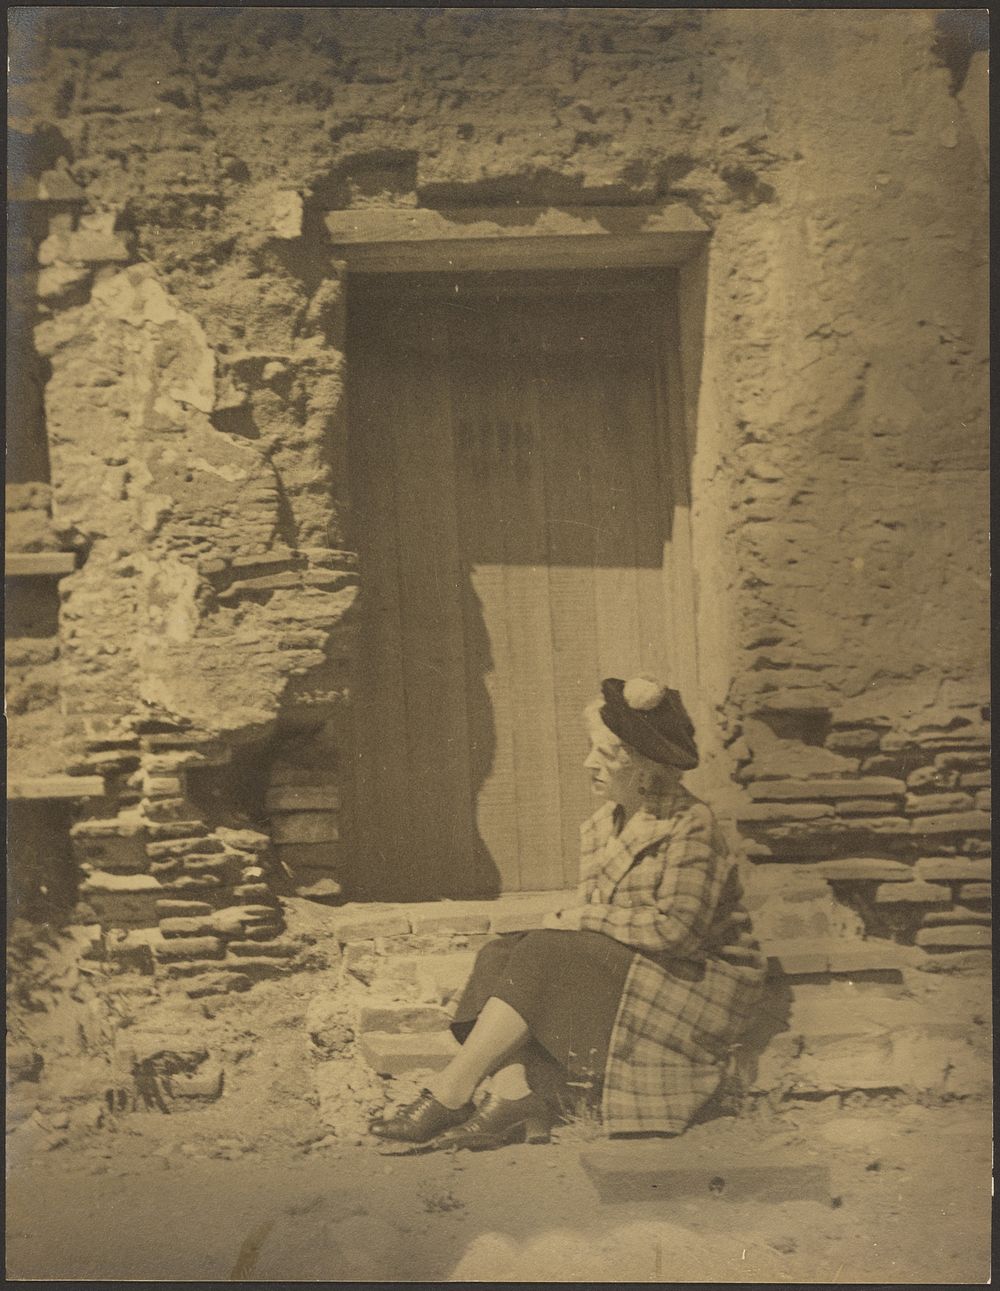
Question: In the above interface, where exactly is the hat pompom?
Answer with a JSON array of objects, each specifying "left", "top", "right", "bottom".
[{"left": 623, "top": 675, "right": 667, "bottom": 711}]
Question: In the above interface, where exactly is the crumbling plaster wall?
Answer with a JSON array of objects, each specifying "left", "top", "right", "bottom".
[{"left": 9, "top": 8, "right": 988, "bottom": 826}]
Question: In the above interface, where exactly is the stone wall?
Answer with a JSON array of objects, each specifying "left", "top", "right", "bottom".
[{"left": 7, "top": 9, "right": 989, "bottom": 953}]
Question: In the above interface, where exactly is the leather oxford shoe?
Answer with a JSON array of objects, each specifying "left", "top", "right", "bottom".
[
  {"left": 431, "top": 1090, "right": 552, "bottom": 1151},
  {"left": 370, "top": 1089, "right": 475, "bottom": 1143}
]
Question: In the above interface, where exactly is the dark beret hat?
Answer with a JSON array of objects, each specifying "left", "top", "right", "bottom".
[{"left": 599, "top": 677, "right": 699, "bottom": 770}]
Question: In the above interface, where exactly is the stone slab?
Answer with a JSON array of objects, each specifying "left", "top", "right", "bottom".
[
  {"left": 488, "top": 891, "right": 567, "bottom": 932},
  {"left": 328, "top": 908, "right": 412, "bottom": 944},
  {"left": 810, "top": 857, "right": 914, "bottom": 882},
  {"left": 8, "top": 774, "right": 105, "bottom": 799},
  {"left": 358, "top": 1030, "right": 460, "bottom": 1076},
  {"left": 580, "top": 1144, "right": 831, "bottom": 1205},
  {"left": 358, "top": 1004, "right": 453, "bottom": 1034},
  {"left": 737, "top": 802, "right": 834, "bottom": 822},
  {"left": 915, "top": 856, "right": 991, "bottom": 881},
  {"left": 748, "top": 777, "right": 905, "bottom": 801},
  {"left": 906, "top": 791, "right": 975, "bottom": 815},
  {"left": 958, "top": 882, "right": 991, "bottom": 901},
  {"left": 911, "top": 810, "right": 990, "bottom": 835},
  {"left": 874, "top": 881, "right": 950, "bottom": 904},
  {"left": 915, "top": 925, "right": 992, "bottom": 950}
]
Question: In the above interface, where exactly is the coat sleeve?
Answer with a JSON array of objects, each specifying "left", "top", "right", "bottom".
[{"left": 574, "top": 810, "right": 723, "bottom": 956}]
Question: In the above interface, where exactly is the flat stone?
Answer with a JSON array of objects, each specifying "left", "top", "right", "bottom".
[
  {"left": 737, "top": 802, "right": 834, "bottom": 822},
  {"left": 874, "top": 881, "right": 950, "bottom": 905},
  {"left": 81, "top": 871, "right": 162, "bottom": 893},
  {"left": 765, "top": 937, "right": 915, "bottom": 978},
  {"left": 154, "top": 900, "right": 215, "bottom": 918},
  {"left": 958, "top": 771, "right": 991, "bottom": 789},
  {"left": 215, "top": 826, "right": 270, "bottom": 853},
  {"left": 580, "top": 1143, "right": 831, "bottom": 1205},
  {"left": 833, "top": 799, "right": 899, "bottom": 816},
  {"left": 488, "top": 891, "right": 568, "bottom": 933},
  {"left": 935, "top": 751, "right": 990, "bottom": 771},
  {"left": 825, "top": 942, "right": 917, "bottom": 974},
  {"left": 975, "top": 788, "right": 991, "bottom": 811},
  {"left": 958, "top": 882, "right": 991, "bottom": 901},
  {"left": 227, "top": 939, "right": 298, "bottom": 958},
  {"left": 907, "top": 766, "right": 959, "bottom": 791},
  {"left": 377, "top": 951, "right": 478, "bottom": 1003},
  {"left": 233, "top": 883, "right": 273, "bottom": 901},
  {"left": 911, "top": 811, "right": 991, "bottom": 835},
  {"left": 915, "top": 856, "right": 991, "bottom": 881},
  {"left": 824, "top": 729, "right": 881, "bottom": 754},
  {"left": 748, "top": 777, "right": 905, "bottom": 801},
  {"left": 915, "top": 949, "right": 992, "bottom": 974},
  {"left": 915, "top": 925, "right": 991, "bottom": 950},
  {"left": 294, "top": 877, "right": 343, "bottom": 901},
  {"left": 358, "top": 1030, "right": 460, "bottom": 1076},
  {"left": 358, "top": 1004, "right": 453, "bottom": 1034},
  {"left": 906, "top": 791, "right": 975, "bottom": 815},
  {"left": 810, "top": 857, "right": 913, "bottom": 882},
  {"left": 145, "top": 821, "right": 209, "bottom": 840},
  {"left": 922, "top": 907, "right": 991, "bottom": 927},
  {"left": 153, "top": 935, "right": 225, "bottom": 961}
]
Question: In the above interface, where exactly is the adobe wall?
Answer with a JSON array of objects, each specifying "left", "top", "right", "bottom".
[{"left": 7, "top": 9, "right": 989, "bottom": 950}]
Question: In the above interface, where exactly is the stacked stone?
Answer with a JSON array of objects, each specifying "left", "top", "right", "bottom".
[
  {"left": 267, "top": 757, "right": 344, "bottom": 902},
  {"left": 736, "top": 707, "right": 991, "bottom": 954},
  {"left": 69, "top": 721, "right": 296, "bottom": 992}
]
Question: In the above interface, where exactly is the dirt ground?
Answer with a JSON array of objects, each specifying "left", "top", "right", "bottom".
[{"left": 6, "top": 937, "right": 993, "bottom": 1286}]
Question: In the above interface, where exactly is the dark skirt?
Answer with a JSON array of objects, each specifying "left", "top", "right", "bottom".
[{"left": 450, "top": 928, "right": 634, "bottom": 1089}]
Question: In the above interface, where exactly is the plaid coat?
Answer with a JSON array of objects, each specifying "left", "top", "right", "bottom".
[{"left": 572, "top": 787, "right": 765, "bottom": 1136}]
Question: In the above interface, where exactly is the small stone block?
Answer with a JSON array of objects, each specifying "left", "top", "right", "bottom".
[
  {"left": 874, "top": 881, "right": 950, "bottom": 905},
  {"left": 358, "top": 1030, "right": 460, "bottom": 1076},
  {"left": 580, "top": 1144, "right": 831, "bottom": 1205},
  {"left": 915, "top": 856, "right": 991, "bottom": 882},
  {"left": 8, "top": 773, "right": 104, "bottom": 799},
  {"left": 833, "top": 799, "right": 899, "bottom": 817},
  {"left": 294, "top": 877, "right": 343, "bottom": 901},
  {"left": 153, "top": 935, "right": 225, "bottom": 961},
  {"left": 407, "top": 902, "right": 492, "bottom": 935},
  {"left": 215, "top": 827, "right": 270, "bottom": 852},
  {"left": 145, "top": 821, "right": 209, "bottom": 840},
  {"left": 146, "top": 836, "right": 224, "bottom": 860},
  {"left": 958, "top": 771, "right": 991, "bottom": 789},
  {"left": 922, "top": 907, "right": 991, "bottom": 927},
  {"left": 159, "top": 916, "right": 219, "bottom": 939},
  {"left": 975, "top": 789, "right": 991, "bottom": 811},
  {"left": 233, "top": 883, "right": 273, "bottom": 901},
  {"left": 907, "top": 766, "right": 959, "bottom": 791},
  {"left": 958, "top": 882, "right": 991, "bottom": 901},
  {"left": 227, "top": 940, "right": 298, "bottom": 958},
  {"left": 915, "top": 925, "right": 992, "bottom": 950}
]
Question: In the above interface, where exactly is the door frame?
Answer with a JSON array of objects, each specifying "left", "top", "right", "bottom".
[{"left": 331, "top": 203, "right": 710, "bottom": 896}]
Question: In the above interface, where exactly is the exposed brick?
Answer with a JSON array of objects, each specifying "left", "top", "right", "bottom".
[
  {"left": 915, "top": 856, "right": 990, "bottom": 881},
  {"left": 905, "top": 791, "right": 975, "bottom": 815},
  {"left": 748, "top": 777, "right": 905, "bottom": 801},
  {"left": 153, "top": 935, "right": 225, "bottom": 960},
  {"left": 958, "top": 882, "right": 991, "bottom": 901},
  {"left": 915, "top": 925, "right": 992, "bottom": 950},
  {"left": 810, "top": 857, "right": 913, "bottom": 882},
  {"left": 874, "top": 881, "right": 949, "bottom": 905},
  {"left": 358, "top": 1030, "right": 460, "bottom": 1076},
  {"left": 271, "top": 813, "right": 339, "bottom": 844},
  {"left": 911, "top": 810, "right": 991, "bottom": 835}
]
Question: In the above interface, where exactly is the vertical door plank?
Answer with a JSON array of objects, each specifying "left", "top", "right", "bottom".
[
  {"left": 533, "top": 316, "right": 602, "bottom": 888},
  {"left": 347, "top": 315, "right": 413, "bottom": 899},
  {"left": 389, "top": 314, "right": 478, "bottom": 897},
  {"left": 491, "top": 302, "right": 566, "bottom": 891},
  {"left": 447, "top": 321, "right": 522, "bottom": 893}
]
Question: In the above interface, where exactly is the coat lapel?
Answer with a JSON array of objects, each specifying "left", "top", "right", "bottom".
[{"left": 594, "top": 785, "right": 695, "bottom": 894}]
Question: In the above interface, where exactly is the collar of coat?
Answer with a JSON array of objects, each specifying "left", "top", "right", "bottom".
[{"left": 593, "top": 783, "right": 697, "bottom": 888}]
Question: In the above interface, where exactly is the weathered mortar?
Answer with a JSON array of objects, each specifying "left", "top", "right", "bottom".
[{"left": 7, "top": 9, "right": 989, "bottom": 939}]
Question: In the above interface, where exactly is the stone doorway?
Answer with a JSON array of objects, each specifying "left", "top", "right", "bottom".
[{"left": 345, "top": 267, "right": 691, "bottom": 901}]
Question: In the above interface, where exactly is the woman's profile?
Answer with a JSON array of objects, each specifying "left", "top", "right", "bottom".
[{"left": 371, "top": 675, "right": 766, "bottom": 1149}]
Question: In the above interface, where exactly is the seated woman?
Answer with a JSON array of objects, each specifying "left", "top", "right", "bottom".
[{"left": 372, "top": 675, "right": 765, "bottom": 1150}]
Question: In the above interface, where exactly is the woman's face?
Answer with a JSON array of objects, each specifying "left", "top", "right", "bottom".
[{"left": 583, "top": 722, "right": 637, "bottom": 804}]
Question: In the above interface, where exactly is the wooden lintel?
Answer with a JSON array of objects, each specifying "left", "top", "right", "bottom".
[
  {"left": 5, "top": 552, "right": 77, "bottom": 577},
  {"left": 324, "top": 205, "right": 709, "bottom": 272}
]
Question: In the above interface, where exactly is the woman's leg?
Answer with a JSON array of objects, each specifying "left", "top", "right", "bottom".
[{"left": 425, "top": 996, "right": 529, "bottom": 1108}]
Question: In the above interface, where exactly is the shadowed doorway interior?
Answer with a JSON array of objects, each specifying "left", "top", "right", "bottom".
[{"left": 346, "top": 267, "right": 684, "bottom": 901}]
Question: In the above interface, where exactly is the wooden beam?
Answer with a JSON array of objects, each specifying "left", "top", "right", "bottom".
[
  {"left": 5, "top": 552, "right": 77, "bottom": 577},
  {"left": 8, "top": 775, "right": 106, "bottom": 800},
  {"left": 324, "top": 205, "right": 709, "bottom": 272}
]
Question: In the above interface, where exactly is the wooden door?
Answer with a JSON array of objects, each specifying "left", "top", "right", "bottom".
[{"left": 347, "top": 269, "right": 678, "bottom": 900}]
